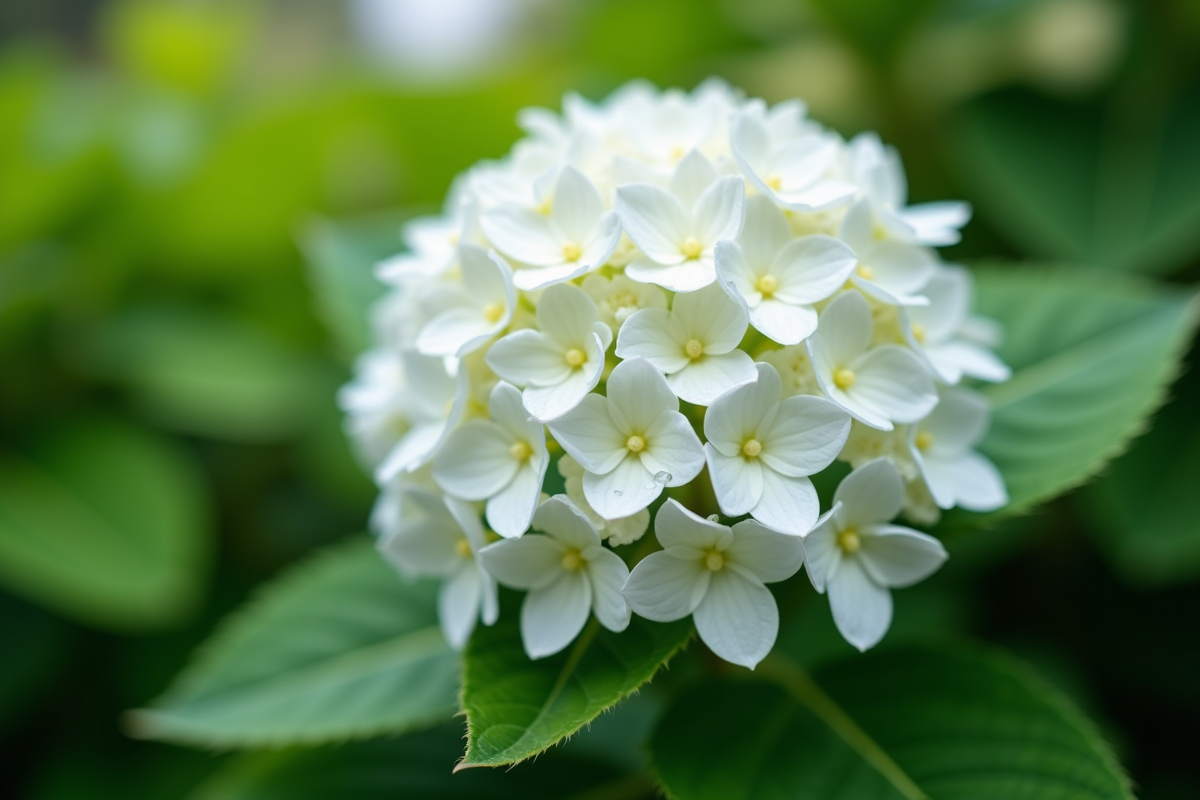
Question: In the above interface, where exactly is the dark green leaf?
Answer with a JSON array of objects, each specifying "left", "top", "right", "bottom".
[
  {"left": 0, "top": 418, "right": 210, "bottom": 630},
  {"left": 459, "top": 611, "right": 693, "bottom": 768},
  {"left": 130, "top": 537, "right": 457, "bottom": 747},
  {"left": 651, "top": 644, "right": 1132, "bottom": 800}
]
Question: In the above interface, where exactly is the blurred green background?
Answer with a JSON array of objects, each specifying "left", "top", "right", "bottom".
[{"left": 0, "top": 0, "right": 1197, "bottom": 797}]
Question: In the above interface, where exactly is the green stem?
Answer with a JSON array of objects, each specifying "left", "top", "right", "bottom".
[{"left": 757, "top": 653, "right": 929, "bottom": 800}]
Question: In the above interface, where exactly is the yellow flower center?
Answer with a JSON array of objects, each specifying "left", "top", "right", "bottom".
[
  {"left": 565, "top": 348, "right": 586, "bottom": 368},
  {"left": 561, "top": 241, "right": 582, "bottom": 262},
  {"left": 856, "top": 264, "right": 875, "bottom": 281},
  {"left": 911, "top": 323, "right": 926, "bottom": 343},
  {"left": 684, "top": 338, "right": 704, "bottom": 359},
  {"left": 626, "top": 434, "right": 646, "bottom": 453},
  {"left": 833, "top": 368, "right": 857, "bottom": 390},
  {"left": 766, "top": 173, "right": 783, "bottom": 191},
  {"left": 561, "top": 549, "right": 584, "bottom": 571},
  {"left": 509, "top": 441, "right": 533, "bottom": 461},
  {"left": 915, "top": 430, "right": 935, "bottom": 451},
  {"left": 670, "top": 145, "right": 686, "bottom": 161},
  {"left": 742, "top": 438, "right": 762, "bottom": 458},
  {"left": 704, "top": 549, "right": 725, "bottom": 571},
  {"left": 536, "top": 197, "right": 553, "bottom": 216},
  {"left": 681, "top": 237, "right": 703, "bottom": 259},
  {"left": 454, "top": 537, "right": 472, "bottom": 558},
  {"left": 756, "top": 274, "right": 778, "bottom": 297},
  {"left": 838, "top": 528, "right": 861, "bottom": 554},
  {"left": 483, "top": 303, "right": 505, "bottom": 323}
]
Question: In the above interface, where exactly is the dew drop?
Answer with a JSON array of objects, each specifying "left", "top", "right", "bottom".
[
  {"left": 613, "top": 490, "right": 623, "bottom": 496},
  {"left": 653, "top": 470, "right": 671, "bottom": 486}
]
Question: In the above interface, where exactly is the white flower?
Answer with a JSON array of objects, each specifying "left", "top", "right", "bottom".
[
  {"left": 432, "top": 382, "right": 548, "bottom": 537},
  {"left": 548, "top": 357, "right": 705, "bottom": 519},
  {"left": 704, "top": 363, "right": 850, "bottom": 535},
  {"left": 480, "top": 166, "right": 622, "bottom": 291},
  {"left": 557, "top": 455, "right": 649, "bottom": 546},
  {"left": 715, "top": 195, "right": 858, "bottom": 345},
  {"left": 377, "top": 486, "right": 498, "bottom": 649},
  {"left": 622, "top": 499, "right": 804, "bottom": 668},
  {"left": 807, "top": 290, "right": 937, "bottom": 431},
  {"left": 730, "top": 100, "right": 855, "bottom": 211},
  {"left": 758, "top": 345, "right": 822, "bottom": 398},
  {"left": 840, "top": 199, "right": 937, "bottom": 306},
  {"left": 485, "top": 283, "right": 613, "bottom": 421},
  {"left": 376, "top": 184, "right": 477, "bottom": 280},
  {"left": 581, "top": 272, "right": 668, "bottom": 334},
  {"left": 622, "top": 80, "right": 737, "bottom": 167},
  {"left": 414, "top": 244, "right": 516, "bottom": 357},
  {"left": 338, "top": 348, "right": 411, "bottom": 468},
  {"left": 803, "top": 458, "right": 948, "bottom": 651},
  {"left": 903, "top": 266, "right": 1011, "bottom": 384},
  {"left": 847, "top": 132, "right": 971, "bottom": 247},
  {"left": 615, "top": 282, "right": 755, "bottom": 405},
  {"left": 478, "top": 496, "right": 630, "bottom": 659},
  {"left": 615, "top": 150, "right": 745, "bottom": 292},
  {"left": 910, "top": 387, "right": 1007, "bottom": 512}
]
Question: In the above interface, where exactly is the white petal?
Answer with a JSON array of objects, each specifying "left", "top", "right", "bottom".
[
  {"left": 439, "top": 565, "right": 482, "bottom": 650},
  {"left": 693, "top": 176, "right": 746, "bottom": 245},
  {"left": 670, "top": 149, "right": 720, "bottom": 209},
  {"left": 923, "top": 387, "right": 989, "bottom": 454},
  {"left": 850, "top": 345, "right": 937, "bottom": 424},
  {"left": 834, "top": 457, "right": 904, "bottom": 529},
  {"left": 672, "top": 282, "right": 749, "bottom": 354},
  {"left": 667, "top": 351, "right": 758, "bottom": 405},
  {"left": 861, "top": 241, "right": 936, "bottom": 298},
  {"left": 705, "top": 445, "right": 763, "bottom": 517},
  {"left": 478, "top": 535, "right": 566, "bottom": 591},
  {"left": 487, "top": 329, "right": 571, "bottom": 387},
  {"left": 751, "top": 469, "right": 819, "bottom": 536},
  {"left": 433, "top": 421, "right": 519, "bottom": 501},
  {"left": 857, "top": 524, "right": 948, "bottom": 588},
  {"left": 693, "top": 571, "right": 778, "bottom": 669},
  {"left": 703, "top": 362, "right": 783, "bottom": 455},
  {"left": 772, "top": 236, "right": 858, "bottom": 305},
  {"left": 522, "top": 360, "right": 599, "bottom": 422},
  {"left": 532, "top": 495, "right": 602, "bottom": 551},
  {"left": 899, "top": 201, "right": 971, "bottom": 246},
  {"left": 605, "top": 357, "right": 678, "bottom": 433},
  {"left": 800, "top": 513, "right": 840, "bottom": 593},
  {"left": 758, "top": 395, "right": 850, "bottom": 477},
  {"left": 622, "top": 550, "right": 709, "bottom": 622},
  {"left": 486, "top": 461, "right": 545, "bottom": 537},
  {"left": 536, "top": 283, "right": 600, "bottom": 345},
  {"left": 727, "top": 520, "right": 805, "bottom": 582},
  {"left": 480, "top": 208, "right": 562, "bottom": 266},
  {"left": 827, "top": 558, "right": 892, "bottom": 652},
  {"left": 928, "top": 341, "right": 1012, "bottom": 383},
  {"left": 625, "top": 255, "right": 716, "bottom": 293},
  {"left": 749, "top": 300, "right": 818, "bottom": 346},
  {"left": 521, "top": 572, "right": 592, "bottom": 659},
  {"left": 583, "top": 454, "right": 660, "bottom": 519},
  {"left": 616, "top": 308, "right": 690, "bottom": 373},
  {"left": 551, "top": 165, "right": 604, "bottom": 242},
  {"left": 736, "top": 195, "right": 792, "bottom": 269},
  {"left": 586, "top": 549, "right": 631, "bottom": 633},
  {"left": 639, "top": 411, "right": 706, "bottom": 486},
  {"left": 923, "top": 451, "right": 1008, "bottom": 512},
  {"left": 417, "top": 308, "right": 494, "bottom": 358},
  {"left": 653, "top": 497, "right": 728, "bottom": 550},
  {"left": 377, "top": 487, "right": 459, "bottom": 576},
  {"left": 813, "top": 291, "right": 872, "bottom": 367},
  {"left": 715, "top": 240, "right": 759, "bottom": 305},
  {"left": 376, "top": 421, "right": 445, "bottom": 482},
  {"left": 615, "top": 183, "right": 689, "bottom": 265},
  {"left": 548, "top": 394, "right": 628, "bottom": 475},
  {"left": 488, "top": 381, "right": 541, "bottom": 439}
]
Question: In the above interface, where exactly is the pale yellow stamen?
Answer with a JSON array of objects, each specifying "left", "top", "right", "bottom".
[
  {"left": 561, "top": 549, "right": 584, "bottom": 571},
  {"left": 757, "top": 274, "right": 778, "bottom": 297},
  {"left": 911, "top": 323, "right": 926, "bottom": 343},
  {"left": 454, "top": 537, "right": 472, "bottom": 558},
  {"left": 856, "top": 264, "right": 875, "bottom": 281},
  {"left": 681, "top": 237, "right": 703, "bottom": 259},
  {"left": 838, "top": 528, "right": 861, "bottom": 554},
  {"left": 483, "top": 303, "right": 505, "bottom": 323},
  {"left": 704, "top": 549, "right": 725, "bottom": 571},
  {"left": 536, "top": 197, "right": 553, "bottom": 216},
  {"left": 742, "top": 438, "right": 762, "bottom": 458},
  {"left": 833, "top": 368, "right": 856, "bottom": 390},
  {"left": 670, "top": 145, "right": 686, "bottom": 161},
  {"left": 561, "top": 241, "right": 582, "bottom": 262},
  {"left": 684, "top": 338, "right": 704, "bottom": 359},
  {"left": 565, "top": 348, "right": 586, "bottom": 368},
  {"left": 626, "top": 434, "right": 646, "bottom": 453},
  {"left": 766, "top": 174, "right": 783, "bottom": 190},
  {"left": 915, "top": 430, "right": 935, "bottom": 451},
  {"left": 509, "top": 441, "right": 533, "bottom": 461}
]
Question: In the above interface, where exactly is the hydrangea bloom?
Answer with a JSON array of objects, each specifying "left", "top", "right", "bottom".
[{"left": 343, "top": 80, "right": 1011, "bottom": 662}]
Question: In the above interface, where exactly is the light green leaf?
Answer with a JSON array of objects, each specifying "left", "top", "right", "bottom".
[
  {"left": 459, "top": 611, "right": 693, "bottom": 768},
  {"left": 951, "top": 266, "right": 1197, "bottom": 528},
  {"left": 650, "top": 644, "right": 1132, "bottom": 800},
  {"left": 190, "top": 725, "right": 657, "bottom": 800},
  {"left": 0, "top": 419, "right": 210, "bottom": 631},
  {"left": 1078, "top": 353, "right": 1200, "bottom": 585},
  {"left": 129, "top": 536, "right": 457, "bottom": 747},
  {"left": 297, "top": 211, "right": 409, "bottom": 359},
  {"left": 955, "top": 88, "right": 1200, "bottom": 275}
]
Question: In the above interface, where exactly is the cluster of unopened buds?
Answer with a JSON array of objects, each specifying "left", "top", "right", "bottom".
[{"left": 341, "top": 80, "right": 1012, "bottom": 668}]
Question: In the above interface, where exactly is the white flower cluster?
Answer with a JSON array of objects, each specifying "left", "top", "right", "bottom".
[{"left": 342, "top": 80, "right": 1011, "bottom": 668}]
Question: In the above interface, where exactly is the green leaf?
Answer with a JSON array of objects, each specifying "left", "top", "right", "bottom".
[
  {"left": 1078, "top": 348, "right": 1200, "bottom": 585},
  {"left": 129, "top": 536, "right": 457, "bottom": 747},
  {"left": 952, "top": 266, "right": 1197, "bottom": 528},
  {"left": 0, "top": 418, "right": 210, "bottom": 630},
  {"left": 191, "top": 725, "right": 658, "bottom": 800},
  {"left": 808, "top": 0, "right": 942, "bottom": 64},
  {"left": 651, "top": 644, "right": 1132, "bottom": 800},
  {"left": 954, "top": 88, "right": 1200, "bottom": 275},
  {"left": 459, "top": 610, "right": 693, "bottom": 768},
  {"left": 297, "top": 211, "right": 407, "bottom": 359}
]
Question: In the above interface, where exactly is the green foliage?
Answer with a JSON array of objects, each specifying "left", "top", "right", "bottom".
[
  {"left": 459, "top": 611, "right": 693, "bottom": 768},
  {"left": 651, "top": 644, "right": 1132, "bottom": 800},
  {"left": 0, "top": 418, "right": 210, "bottom": 630},
  {"left": 955, "top": 88, "right": 1200, "bottom": 276},
  {"left": 130, "top": 537, "right": 457, "bottom": 747},
  {"left": 948, "top": 266, "right": 1198, "bottom": 529},
  {"left": 808, "top": 0, "right": 942, "bottom": 63}
]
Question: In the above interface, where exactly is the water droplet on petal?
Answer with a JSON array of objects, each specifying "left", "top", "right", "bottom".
[
  {"left": 613, "top": 490, "right": 623, "bottom": 496},
  {"left": 654, "top": 471, "right": 671, "bottom": 486}
]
